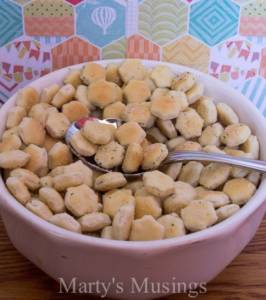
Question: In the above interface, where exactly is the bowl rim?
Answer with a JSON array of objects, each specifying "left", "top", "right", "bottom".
[{"left": 1, "top": 59, "right": 266, "bottom": 251}]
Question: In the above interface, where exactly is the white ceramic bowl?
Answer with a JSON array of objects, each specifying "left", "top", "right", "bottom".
[{"left": 0, "top": 60, "right": 266, "bottom": 299}]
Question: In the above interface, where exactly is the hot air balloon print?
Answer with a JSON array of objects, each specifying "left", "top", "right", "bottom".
[{"left": 91, "top": 6, "right": 117, "bottom": 35}]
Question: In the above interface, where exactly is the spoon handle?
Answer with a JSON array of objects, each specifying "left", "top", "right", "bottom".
[{"left": 164, "top": 151, "right": 266, "bottom": 173}]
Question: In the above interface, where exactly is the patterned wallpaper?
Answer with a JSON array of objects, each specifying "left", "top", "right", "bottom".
[{"left": 0, "top": 0, "right": 266, "bottom": 115}]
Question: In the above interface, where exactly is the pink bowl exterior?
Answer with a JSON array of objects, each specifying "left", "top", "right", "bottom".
[
  {"left": 0, "top": 60, "right": 266, "bottom": 299},
  {"left": 2, "top": 198, "right": 266, "bottom": 299}
]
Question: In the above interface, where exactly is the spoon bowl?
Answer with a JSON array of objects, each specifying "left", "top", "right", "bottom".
[{"left": 65, "top": 117, "right": 144, "bottom": 178}]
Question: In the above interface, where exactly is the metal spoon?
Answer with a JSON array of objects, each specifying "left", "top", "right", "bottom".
[{"left": 65, "top": 117, "right": 266, "bottom": 178}]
